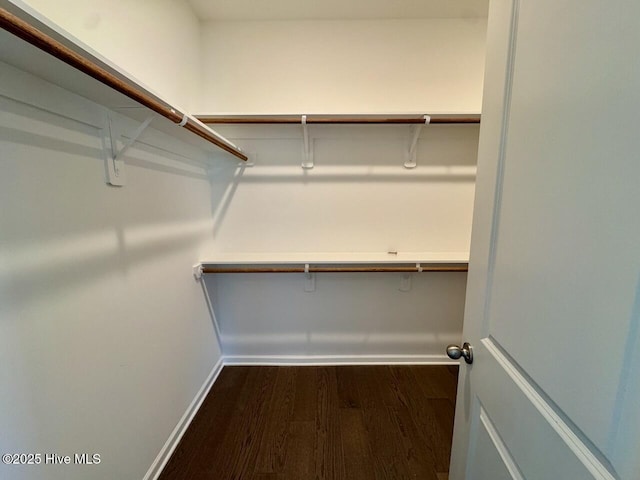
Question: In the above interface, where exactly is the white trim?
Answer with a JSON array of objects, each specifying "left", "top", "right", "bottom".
[
  {"left": 223, "top": 354, "right": 456, "bottom": 366},
  {"left": 143, "top": 357, "right": 224, "bottom": 480},
  {"left": 483, "top": 338, "right": 616, "bottom": 480},
  {"left": 479, "top": 406, "right": 525, "bottom": 480}
]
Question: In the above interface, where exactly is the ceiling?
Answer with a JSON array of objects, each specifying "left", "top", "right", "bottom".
[{"left": 187, "top": 0, "right": 490, "bottom": 21}]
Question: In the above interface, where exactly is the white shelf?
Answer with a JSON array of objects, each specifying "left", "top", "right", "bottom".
[
  {"left": 201, "top": 252, "right": 469, "bottom": 265},
  {"left": 0, "top": 1, "right": 244, "bottom": 162},
  {"left": 195, "top": 113, "right": 481, "bottom": 124}
]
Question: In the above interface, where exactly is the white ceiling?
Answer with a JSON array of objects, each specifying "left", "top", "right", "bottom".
[{"left": 187, "top": 0, "right": 490, "bottom": 21}]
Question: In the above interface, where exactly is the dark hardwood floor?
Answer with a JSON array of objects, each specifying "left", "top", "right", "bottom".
[{"left": 159, "top": 365, "right": 458, "bottom": 480}]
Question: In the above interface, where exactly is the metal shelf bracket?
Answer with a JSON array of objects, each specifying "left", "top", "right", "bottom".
[
  {"left": 304, "top": 263, "right": 316, "bottom": 292},
  {"left": 193, "top": 263, "right": 204, "bottom": 280},
  {"left": 105, "top": 113, "right": 154, "bottom": 186},
  {"left": 301, "top": 115, "right": 314, "bottom": 169},
  {"left": 404, "top": 114, "right": 430, "bottom": 169}
]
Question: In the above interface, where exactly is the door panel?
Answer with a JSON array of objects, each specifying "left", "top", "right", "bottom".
[
  {"left": 450, "top": 0, "right": 640, "bottom": 478},
  {"left": 474, "top": 339, "right": 611, "bottom": 479},
  {"left": 469, "top": 406, "right": 521, "bottom": 480},
  {"left": 487, "top": 0, "right": 640, "bottom": 454},
  {"left": 610, "top": 307, "right": 640, "bottom": 479}
]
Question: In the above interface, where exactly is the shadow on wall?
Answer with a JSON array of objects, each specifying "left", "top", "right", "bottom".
[
  {"left": 1, "top": 221, "right": 210, "bottom": 310},
  {"left": 0, "top": 126, "right": 104, "bottom": 159},
  {"left": 1, "top": 93, "right": 223, "bottom": 455},
  {"left": 0, "top": 97, "right": 214, "bottom": 308},
  {"left": 206, "top": 124, "right": 479, "bottom": 246},
  {"left": 209, "top": 165, "right": 246, "bottom": 242},
  {"left": 206, "top": 271, "right": 467, "bottom": 357}
]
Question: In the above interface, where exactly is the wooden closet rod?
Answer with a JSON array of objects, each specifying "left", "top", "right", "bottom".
[
  {"left": 202, "top": 265, "right": 468, "bottom": 274},
  {"left": 197, "top": 115, "right": 481, "bottom": 125},
  {"left": 0, "top": 7, "right": 248, "bottom": 162}
]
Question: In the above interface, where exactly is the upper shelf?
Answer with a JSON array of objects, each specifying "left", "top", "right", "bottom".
[
  {"left": 0, "top": 2, "right": 247, "bottom": 162},
  {"left": 202, "top": 252, "right": 470, "bottom": 265},
  {"left": 197, "top": 114, "right": 481, "bottom": 125},
  {"left": 189, "top": 0, "right": 489, "bottom": 22}
]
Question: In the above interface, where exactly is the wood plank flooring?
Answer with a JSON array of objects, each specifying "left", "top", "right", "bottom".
[{"left": 159, "top": 365, "right": 458, "bottom": 480}]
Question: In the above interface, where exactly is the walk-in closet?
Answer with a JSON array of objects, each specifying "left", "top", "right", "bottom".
[{"left": 2, "top": 0, "right": 639, "bottom": 479}]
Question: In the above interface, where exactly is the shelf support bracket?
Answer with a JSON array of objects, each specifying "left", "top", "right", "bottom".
[
  {"left": 399, "top": 273, "right": 413, "bottom": 292},
  {"left": 193, "top": 263, "right": 204, "bottom": 281},
  {"left": 404, "top": 114, "right": 430, "bottom": 169},
  {"left": 105, "top": 114, "right": 154, "bottom": 186},
  {"left": 301, "top": 115, "right": 314, "bottom": 169},
  {"left": 304, "top": 263, "right": 316, "bottom": 292}
]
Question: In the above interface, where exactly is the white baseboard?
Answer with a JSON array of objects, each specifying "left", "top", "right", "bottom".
[
  {"left": 143, "top": 357, "right": 224, "bottom": 480},
  {"left": 223, "top": 354, "right": 456, "bottom": 366}
]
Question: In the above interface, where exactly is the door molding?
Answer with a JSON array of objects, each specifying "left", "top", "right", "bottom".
[
  {"left": 478, "top": 404, "right": 525, "bottom": 480},
  {"left": 481, "top": 0, "right": 520, "bottom": 336},
  {"left": 483, "top": 337, "right": 616, "bottom": 479}
]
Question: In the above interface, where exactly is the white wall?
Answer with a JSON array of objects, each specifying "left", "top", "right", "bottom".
[
  {"left": 0, "top": 63, "right": 221, "bottom": 480},
  {"left": 209, "top": 124, "right": 478, "bottom": 255},
  {"left": 197, "top": 17, "right": 484, "bottom": 360},
  {"left": 203, "top": 123, "right": 477, "bottom": 359},
  {"left": 20, "top": 0, "right": 202, "bottom": 112},
  {"left": 200, "top": 18, "right": 487, "bottom": 113},
  {"left": 207, "top": 272, "right": 466, "bottom": 360}
]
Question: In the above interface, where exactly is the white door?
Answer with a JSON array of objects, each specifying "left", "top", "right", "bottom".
[{"left": 449, "top": 0, "right": 640, "bottom": 479}]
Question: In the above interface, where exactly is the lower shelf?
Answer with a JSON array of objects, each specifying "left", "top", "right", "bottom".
[{"left": 200, "top": 252, "right": 469, "bottom": 274}]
